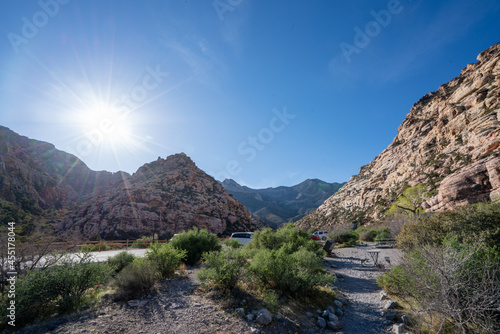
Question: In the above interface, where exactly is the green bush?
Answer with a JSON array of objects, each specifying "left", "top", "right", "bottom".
[
  {"left": 107, "top": 251, "right": 136, "bottom": 275},
  {"left": 114, "top": 258, "right": 158, "bottom": 300},
  {"left": 146, "top": 243, "right": 187, "bottom": 278},
  {"left": 0, "top": 253, "right": 111, "bottom": 328},
  {"left": 249, "top": 246, "right": 332, "bottom": 296},
  {"left": 168, "top": 227, "right": 221, "bottom": 265},
  {"left": 374, "top": 231, "right": 391, "bottom": 241},
  {"left": 398, "top": 202, "right": 500, "bottom": 250},
  {"left": 330, "top": 225, "right": 358, "bottom": 245},
  {"left": 223, "top": 238, "right": 242, "bottom": 249},
  {"left": 197, "top": 248, "right": 247, "bottom": 290},
  {"left": 247, "top": 224, "right": 324, "bottom": 256}
]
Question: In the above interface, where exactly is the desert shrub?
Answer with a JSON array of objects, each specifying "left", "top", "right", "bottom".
[
  {"left": 114, "top": 258, "right": 158, "bottom": 300},
  {"left": 107, "top": 251, "right": 136, "bottom": 275},
  {"left": 263, "top": 290, "right": 279, "bottom": 311},
  {"left": 146, "top": 243, "right": 187, "bottom": 278},
  {"left": 384, "top": 214, "right": 408, "bottom": 237},
  {"left": 247, "top": 224, "right": 324, "bottom": 256},
  {"left": 378, "top": 238, "right": 500, "bottom": 332},
  {"left": 398, "top": 202, "right": 500, "bottom": 251},
  {"left": 130, "top": 236, "right": 154, "bottom": 249},
  {"left": 223, "top": 238, "right": 242, "bottom": 249},
  {"left": 374, "top": 230, "right": 391, "bottom": 241},
  {"left": 330, "top": 225, "right": 357, "bottom": 246},
  {"left": 168, "top": 227, "right": 221, "bottom": 265},
  {"left": 0, "top": 253, "right": 111, "bottom": 328},
  {"left": 197, "top": 248, "right": 247, "bottom": 290},
  {"left": 249, "top": 246, "right": 332, "bottom": 296},
  {"left": 358, "top": 230, "right": 376, "bottom": 241}
]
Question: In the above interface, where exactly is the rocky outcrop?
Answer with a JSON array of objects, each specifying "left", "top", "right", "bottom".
[
  {"left": 59, "top": 153, "right": 260, "bottom": 239},
  {"left": 298, "top": 42, "right": 500, "bottom": 230},
  {"left": 0, "top": 126, "right": 128, "bottom": 219},
  {"left": 222, "top": 178, "right": 344, "bottom": 228},
  {"left": 425, "top": 155, "right": 500, "bottom": 211}
]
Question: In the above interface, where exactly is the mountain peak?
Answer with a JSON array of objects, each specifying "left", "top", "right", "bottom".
[
  {"left": 222, "top": 178, "right": 344, "bottom": 227},
  {"left": 297, "top": 42, "right": 500, "bottom": 230}
]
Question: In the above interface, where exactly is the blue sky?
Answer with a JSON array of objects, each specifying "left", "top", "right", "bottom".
[{"left": 1, "top": 0, "right": 499, "bottom": 188}]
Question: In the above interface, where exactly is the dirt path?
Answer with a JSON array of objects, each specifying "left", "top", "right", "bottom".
[{"left": 324, "top": 244, "right": 403, "bottom": 334}]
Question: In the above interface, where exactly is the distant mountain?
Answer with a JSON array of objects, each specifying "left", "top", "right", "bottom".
[
  {"left": 297, "top": 42, "right": 500, "bottom": 230},
  {"left": 0, "top": 126, "right": 259, "bottom": 238},
  {"left": 221, "top": 178, "right": 345, "bottom": 228}
]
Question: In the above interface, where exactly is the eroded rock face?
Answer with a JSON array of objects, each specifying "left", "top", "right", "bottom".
[
  {"left": 60, "top": 153, "right": 260, "bottom": 239},
  {"left": 0, "top": 126, "right": 129, "bottom": 211},
  {"left": 426, "top": 155, "right": 499, "bottom": 211},
  {"left": 298, "top": 43, "right": 500, "bottom": 230}
]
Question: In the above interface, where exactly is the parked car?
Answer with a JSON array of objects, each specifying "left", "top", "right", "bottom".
[
  {"left": 311, "top": 234, "right": 320, "bottom": 241},
  {"left": 230, "top": 232, "right": 254, "bottom": 245},
  {"left": 311, "top": 230, "right": 329, "bottom": 241}
]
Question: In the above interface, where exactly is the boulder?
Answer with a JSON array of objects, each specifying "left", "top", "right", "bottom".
[
  {"left": 256, "top": 309, "right": 273, "bottom": 326},
  {"left": 316, "top": 317, "right": 327, "bottom": 328},
  {"left": 384, "top": 300, "right": 397, "bottom": 310}
]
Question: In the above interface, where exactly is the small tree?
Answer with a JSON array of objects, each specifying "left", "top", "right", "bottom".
[{"left": 386, "top": 185, "right": 428, "bottom": 217}]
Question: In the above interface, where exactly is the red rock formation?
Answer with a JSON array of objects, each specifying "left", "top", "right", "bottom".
[{"left": 59, "top": 153, "right": 260, "bottom": 239}]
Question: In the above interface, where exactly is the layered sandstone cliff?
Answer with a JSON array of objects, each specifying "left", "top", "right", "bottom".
[{"left": 298, "top": 43, "right": 500, "bottom": 230}]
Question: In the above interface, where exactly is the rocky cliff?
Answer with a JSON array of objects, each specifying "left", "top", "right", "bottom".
[
  {"left": 222, "top": 178, "right": 344, "bottom": 228},
  {"left": 59, "top": 153, "right": 260, "bottom": 239},
  {"left": 297, "top": 43, "right": 500, "bottom": 230},
  {"left": 0, "top": 126, "right": 128, "bottom": 232}
]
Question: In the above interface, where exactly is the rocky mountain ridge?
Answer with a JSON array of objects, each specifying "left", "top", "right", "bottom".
[
  {"left": 0, "top": 127, "right": 259, "bottom": 238},
  {"left": 59, "top": 154, "right": 260, "bottom": 239},
  {"left": 0, "top": 126, "right": 129, "bottom": 233},
  {"left": 297, "top": 42, "right": 500, "bottom": 230},
  {"left": 222, "top": 178, "right": 344, "bottom": 227}
]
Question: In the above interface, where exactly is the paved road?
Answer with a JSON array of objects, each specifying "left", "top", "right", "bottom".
[{"left": 85, "top": 248, "right": 148, "bottom": 262}]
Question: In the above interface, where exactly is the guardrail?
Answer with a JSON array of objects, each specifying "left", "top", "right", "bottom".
[
  {"left": 26, "top": 239, "right": 169, "bottom": 252},
  {"left": 78, "top": 239, "right": 168, "bottom": 252}
]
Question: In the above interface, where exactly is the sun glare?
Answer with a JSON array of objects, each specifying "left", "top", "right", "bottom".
[{"left": 81, "top": 102, "right": 133, "bottom": 146}]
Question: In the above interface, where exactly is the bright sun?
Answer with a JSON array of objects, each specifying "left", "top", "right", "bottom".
[{"left": 81, "top": 102, "right": 133, "bottom": 146}]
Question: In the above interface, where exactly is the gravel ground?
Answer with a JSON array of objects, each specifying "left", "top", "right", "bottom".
[{"left": 324, "top": 244, "right": 403, "bottom": 334}]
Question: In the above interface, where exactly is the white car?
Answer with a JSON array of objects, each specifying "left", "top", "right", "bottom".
[
  {"left": 230, "top": 232, "right": 254, "bottom": 245},
  {"left": 311, "top": 230, "right": 329, "bottom": 241}
]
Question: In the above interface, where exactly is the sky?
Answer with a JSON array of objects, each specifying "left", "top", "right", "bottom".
[{"left": 0, "top": 0, "right": 499, "bottom": 189}]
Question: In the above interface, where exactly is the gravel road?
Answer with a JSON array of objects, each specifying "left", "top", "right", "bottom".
[{"left": 324, "top": 244, "right": 403, "bottom": 334}]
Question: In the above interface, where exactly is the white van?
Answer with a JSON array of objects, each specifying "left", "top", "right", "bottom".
[
  {"left": 230, "top": 232, "right": 254, "bottom": 245},
  {"left": 311, "top": 230, "right": 329, "bottom": 241}
]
